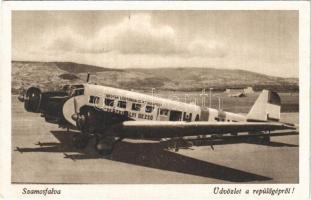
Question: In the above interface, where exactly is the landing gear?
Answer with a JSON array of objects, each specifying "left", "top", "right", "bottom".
[
  {"left": 95, "top": 137, "right": 118, "bottom": 156},
  {"left": 259, "top": 130, "right": 271, "bottom": 144},
  {"left": 259, "top": 135, "right": 271, "bottom": 144},
  {"left": 72, "top": 133, "right": 89, "bottom": 149},
  {"left": 230, "top": 132, "right": 238, "bottom": 136},
  {"left": 248, "top": 131, "right": 271, "bottom": 144}
]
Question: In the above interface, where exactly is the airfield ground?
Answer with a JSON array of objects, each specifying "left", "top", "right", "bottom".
[{"left": 11, "top": 93, "right": 299, "bottom": 184}]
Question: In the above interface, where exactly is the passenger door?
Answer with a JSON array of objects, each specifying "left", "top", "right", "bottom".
[{"left": 157, "top": 108, "right": 170, "bottom": 121}]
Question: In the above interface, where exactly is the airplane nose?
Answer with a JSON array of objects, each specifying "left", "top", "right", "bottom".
[
  {"left": 71, "top": 112, "right": 86, "bottom": 130},
  {"left": 71, "top": 113, "right": 78, "bottom": 121},
  {"left": 71, "top": 113, "right": 86, "bottom": 124}
]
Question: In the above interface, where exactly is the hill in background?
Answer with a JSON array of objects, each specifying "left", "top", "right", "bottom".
[{"left": 12, "top": 61, "right": 298, "bottom": 94}]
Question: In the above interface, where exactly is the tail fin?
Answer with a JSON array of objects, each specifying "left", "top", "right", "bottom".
[{"left": 247, "top": 90, "right": 281, "bottom": 122}]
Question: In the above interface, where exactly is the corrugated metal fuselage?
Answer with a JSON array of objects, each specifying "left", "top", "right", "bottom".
[{"left": 63, "top": 84, "right": 247, "bottom": 127}]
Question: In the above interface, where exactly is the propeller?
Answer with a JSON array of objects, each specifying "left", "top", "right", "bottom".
[
  {"left": 74, "top": 97, "right": 79, "bottom": 116},
  {"left": 71, "top": 97, "right": 97, "bottom": 133},
  {"left": 71, "top": 97, "right": 86, "bottom": 130},
  {"left": 17, "top": 83, "right": 27, "bottom": 102}
]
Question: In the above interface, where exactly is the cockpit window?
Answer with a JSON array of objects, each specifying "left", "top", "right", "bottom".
[
  {"left": 73, "top": 89, "right": 84, "bottom": 96},
  {"left": 71, "top": 84, "right": 84, "bottom": 89},
  {"left": 63, "top": 84, "right": 85, "bottom": 97}
]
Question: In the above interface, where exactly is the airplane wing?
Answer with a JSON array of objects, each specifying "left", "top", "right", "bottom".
[{"left": 109, "top": 121, "right": 296, "bottom": 139}]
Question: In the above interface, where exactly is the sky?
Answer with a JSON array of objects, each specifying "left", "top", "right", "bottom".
[{"left": 12, "top": 11, "right": 298, "bottom": 78}]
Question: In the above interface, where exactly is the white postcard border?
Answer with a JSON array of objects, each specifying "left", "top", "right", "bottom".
[{"left": 0, "top": 1, "right": 310, "bottom": 200}]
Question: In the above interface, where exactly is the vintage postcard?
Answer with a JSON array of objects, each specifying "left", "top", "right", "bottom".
[{"left": 0, "top": 1, "right": 310, "bottom": 199}]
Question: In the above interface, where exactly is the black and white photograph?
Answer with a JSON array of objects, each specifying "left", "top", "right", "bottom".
[{"left": 0, "top": 1, "right": 310, "bottom": 199}]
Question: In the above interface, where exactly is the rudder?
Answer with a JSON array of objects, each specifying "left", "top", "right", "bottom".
[{"left": 247, "top": 90, "right": 281, "bottom": 122}]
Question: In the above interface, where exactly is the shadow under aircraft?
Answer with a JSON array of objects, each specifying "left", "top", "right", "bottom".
[{"left": 13, "top": 130, "right": 296, "bottom": 183}]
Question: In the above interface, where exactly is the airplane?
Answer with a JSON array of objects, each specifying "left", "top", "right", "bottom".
[
  {"left": 229, "top": 92, "right": 246, "bottom": 98},
  {"left": 17, "top": 74, "right": 297, "bottom": 155}
]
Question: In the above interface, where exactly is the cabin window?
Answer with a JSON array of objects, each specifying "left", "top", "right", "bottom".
[
  {"left": 160, "top": 109, "right": 169, "bottom": 116},
  {"left": 145, "top": 105, "right": 154, "bottom": 113},
  {"left": 105, "top": 98, "right": 114, "bottom": 107},
  {"left": 117, "top": 100, "right": 127, "bottom": 109},
  {"left": 89, "top": 96, "right": 100, "bottom": 104},
  {"left": 215, "top": 117, "right": 225, "bottom": 122},
  {"left": 131, "top": 103, "right": 141, "bottom": 111},
  {"left": 183, "top": 112, "right": 192, "bottom": 122},
  {"left": 169, "top": 110, "right": 182, "bottom": 121}
]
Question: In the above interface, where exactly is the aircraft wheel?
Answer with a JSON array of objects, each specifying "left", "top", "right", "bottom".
[
  {"left": 72, "top": 133, "right": 89, "bottom": 149},
  {"left": 95, "top": 137, "right": 115, "bottom": 156}
]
